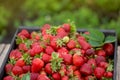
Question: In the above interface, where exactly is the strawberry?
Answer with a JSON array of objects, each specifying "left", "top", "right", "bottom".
[
  {"left": 74, "top": 70, "right": 81, "bottom": 79},
  {"left": 9, "top": 49, "right": 22, "bottom": 60},
  {"left": 85, "top": 76, "right": 95, "bottom": 80},
  {"left": 45, "top": 46, "right": 54, "bottom": 55},
  {"left": 31, "top": 58, "right": 44, "bottom": 73},
  {"left": 96, "top": 49, "right": 106, "bottom": 57},
  {"left": 12, "top": 66, "right": 23, "bottom": 75},
  {"left": 80, "top": 63, "right": 93, "bottom": 75},
  {"left": 45, "top": 63, "right": 52, "bottom": 74},
  {"left": 37, "top": 74, "right": 50, "bottom": 80},
  {"left": 67, "top": 40, "right": 76, "bottom": 49},
  {"left": 87, "top": 58, "right": 96, "bottom": 67},
  {"left": 62, "top": 23, "right": 70, "bottom": 32},
  {"left": 18, "top": 43, "right": 28, "bottom": 51},
  {"left": 15, "top": 59, "right": 25, "bottom": 67},
  {"left": 85, "top": 48, "right": 95, "bottom": 56},
  {"left": 61, "top": 76, "right": 69, "bottom": 80},
  {"left": 5, "top": 64, "right": 13, "bottom": 74},
  {"left": 58, "top": 47, "right": 68, "bottom": 54},
  {"left": 52, "top": 72, "right": 61, "bottom": 80},
  {"left": 94, "top": 67, "right": 105, "bottom": 79},
  {"left": 104, "top": 71, "right": 113, "bottom": 78},
  {"left": 30, "top": 73, "right": 39, "bottom": 80},
  {"left": 61, "top": 53, "right": 72, "bottom": 65},
  {"left": 22, "top": 65, "right": 31, "bottom": 73},
  {"left": 3, "top": 76, "right": 14, "bottom": 80},
  {"left": 78, "top": 39, "right": 91, "bottom": 50},
  {"left": 98, "top": 62, "right": 108, "bottom": 69},
  {"left": 41, "top": 24, "right": 51, "bottom": 31},
  {"left": 95, "top": 56, "right": 106, "bottom": 65},
  {"left": 18, "top": 29, "right": 30, "bottom": 38},
  {"left": 57, "top": 27, "right": 68, "bottom": 38},
  {"left": 32, "top": 45, "right": 43, "bottom": 54},
  {"left": 73, "top": 54, "right": 84, "bottom": 67},
  {"left": 50, "top": 37, "right": 59, "bottom": 50},
  {"left": 43, "top": 34, "right": 52, "bottom": 42},
  {"left": 30, "top": 31, "right": 41, "bottom": 40},
  {"left": 103, "top": 43, "right": 114, "bottom": 56},
  {"left": 59, "top": 64, "right": 67, "bottom": 76},
  {"left": 42, "top": 53, "right": 51, "bottom": 63}
]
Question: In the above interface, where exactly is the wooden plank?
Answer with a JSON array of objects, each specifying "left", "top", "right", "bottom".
[
  {"left": 0, "top": 44, "right": 5, "bottom": 55},
  {"left": 0, "top": 44, "right": 10, "bottom": 70},
  {"left": 117, "top": 46, "right": 120, "bottom": 80}
]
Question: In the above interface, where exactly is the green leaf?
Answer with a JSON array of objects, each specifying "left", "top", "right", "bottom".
[
  {"left": 104, "top": 36, "right": 116, "bottom": 43},
  {"left": 22, "top": 73, "right": 30, "bottom": 80},
  {"left": 88, "top": 39, "right": 104, "bottom": 47},
  {"left": 88, "top": 29, "right": 105, "bottom": 42}
]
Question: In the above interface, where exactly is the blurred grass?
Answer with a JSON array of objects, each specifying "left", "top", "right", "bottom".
[{"left": 0, "top": 0, "right": 120, "bottom": 43}]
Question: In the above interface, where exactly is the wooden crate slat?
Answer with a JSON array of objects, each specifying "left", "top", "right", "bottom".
[
  {"left": 0, "top": 44, "right": 5, "bottom": 56},
  {"left": 0, "top": 44, "right": 10, "bottom": 69}
]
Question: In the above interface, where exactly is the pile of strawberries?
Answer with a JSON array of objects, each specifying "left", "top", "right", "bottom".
[{"left": 3, "top": 23, "right": 115, "bottom": 80}]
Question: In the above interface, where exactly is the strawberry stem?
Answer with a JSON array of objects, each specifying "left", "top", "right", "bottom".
[{"left": 51, "top": 52, "right": 63, "bottom": 72}]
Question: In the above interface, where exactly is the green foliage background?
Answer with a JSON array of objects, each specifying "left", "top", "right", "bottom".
[{"left": 0, "top": 0, "right": 120, "bottom": 43}]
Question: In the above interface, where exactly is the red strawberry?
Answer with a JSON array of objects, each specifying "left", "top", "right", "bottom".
[
  {"left": 15, "top": 59, "right": 25, "bottom": 67},
  {"left": 94, "top": 67, "right": 105, "bottom": 79},
  {"left": 61, "top": 53, "right": 72, "bottom": 65},
  {"left": 77, "top": 36, "right": 86, "bottom": 41},
  {"left": 9, "top": 49, "right": 22, "bottom": 59},
  {"left": 45, "top": 63, "right": 52, "bottom": 74},
  {"left": 50, "top": 37, "right": 59, "bottom": 50},
  {"left": 62, "top": 23, "right": 70, "bottom": 32},
  {"left": 22, "top": 65, "right": 31, "bottom": 73},
  {"left": 30, "top": 31, "right": 41, "bottom": 40},
  {"left": 52, "top": 72, "right": 61, "bottom": 80},
  {"left": 3, "top": 76, "right": 14, "bottom": 80},
  {"left": 67, "top": 40, "right": 76, "bottom": 49},
  {"left": 5, "top": 64, "right": 13, "bottom": 74},
  {"left": 84, "top": 31, "right": 90, "bottom": 35},
  {"left": 18, "top": 43, "right": 28, "bottom": 51},
  {"left": 45, "top": 46, "right": 54, "bottom": 55},
  {"left": 98, "top": 62, "right": 108, "bottom": 69},
  {"left": 78, "top": 39, "right": 91, "bottom": 50},
  {"left": 30, "top": 73, "right": 39, "bottom": 80},
  {"left": 74, "top": 70, "right": 81, "bottom": 79},
  {"left": 31, "top": 58, "right": 44, "bottom": 73},
  {"left": 104, "top": 71, "right": 113, "bottom": 78},
  {"left": 12, "top": 66, "right": 23, "bottom": 75},
  {"left": 85, "top": 48, "right": 95, "bottom": 56},
  {"left": 59, "top": 64, "right": 67, "bottom": 76},
  {"left": 43, "top": 34, "right": 52, "bottom": 42},
  {"left": 73, "top": 54, "right": 84, "bottom": 67},
  {"left": 37, "top": 74, "right": 50, "bottom": 80},
  {"left": 96, "top": 49, "right": 106, "bottom": 57},
  {"left": 57, "top": 27, "right": 68, "bottom": 38},
  {"left": 87, "top": 58, "right": 97, "bottom": 67},
  {"left": 58, "top": 47, "right": 68, "bottom": 54},
  {"left": 41, "top": 24, "right": 51, "bottom": 31},
  {"left": 18, "top": 29, "right": 30, "bottom": 38},
  {"left": 103, "top": 43, "right": 114, "bottom": 56},
  {"left": 85, "top": 76, "right": 95, "bottom": 80},
  {"left": 42, "top": 53, "right": 51, "bottom": 63},
  {"left": 32, "top": 45, "right": 43, "bottom": 54},
  {"left": 61, "top": 76, "right": 69, "bottom": 80},
  {"left": 80, "top": 63, "right": 93, "bottom": 75},
  {"left": 95, "top": 56, "right": 106, "bottom": 65}
]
